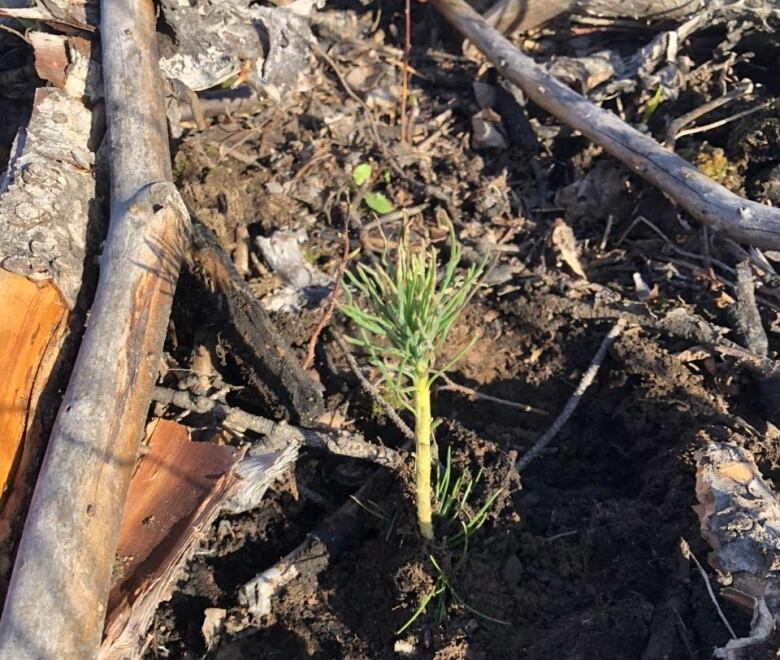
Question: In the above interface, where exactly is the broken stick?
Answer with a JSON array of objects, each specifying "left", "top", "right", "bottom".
[
  {"left": 152, "top": 387, "right": 402, "bottom": 468},
  {"left": 0, "top": 0, "right": 189, "bottom": 656},
  {"left": 432, "top": 0, "right": 780, "bottom": 251}
]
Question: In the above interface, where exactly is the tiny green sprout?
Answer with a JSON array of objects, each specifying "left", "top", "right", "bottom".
[
  {"left": 352, "top": 163, "right": 373, "bottom": 187},
  {"left": 642, "top": 86, "right": 665, "bottom": 123},
  {"left": 340, "top": 227, "right": 486, "bottom": 540},
  {"left": 363, "top": 192, "right": 394, "bottom": 215},
  {"left": 350, "top": 162, "right": 395, "bottom": 215}
]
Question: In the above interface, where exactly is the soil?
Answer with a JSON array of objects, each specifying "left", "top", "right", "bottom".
[{"left": 109, "top": 2, "right": 780, "bottom": 658}]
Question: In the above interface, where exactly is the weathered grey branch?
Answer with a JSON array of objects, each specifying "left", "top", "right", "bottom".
[
  {"left": 484, "top": 0, "right": 778, "bottom": 34},
  {"left": 0, "top": 0, "right": 189, "bottom": 656},
  {"left": 152, "top": 387, "right": 402, "bottom": 468},
  {"left": 433, "top": 0, "right": 780, "bottom": 251}
]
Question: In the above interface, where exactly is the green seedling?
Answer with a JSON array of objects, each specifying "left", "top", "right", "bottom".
[
  {"left": 340, "top": 229, "right": 486, "bottom": 540},
  {"left": 351, "top": 163, "right": 394, "bottom": 215},
  {"left": 642, "top": 86, "right": 665, "bottom": 123}
]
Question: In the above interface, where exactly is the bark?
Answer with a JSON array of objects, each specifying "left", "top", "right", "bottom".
[
  {"left": 101, "top": 419, "right": 301, "bottom": 658},
  {"left": 0, "top": 78, "right": 101, "bottom": 598},
  {"left": 694, "top": 442, "right": 780, "bottom": 657},
  {"left": 432, "top": 0, "right": 780, "bottom": 251},
  {"left": 0, "top": 0, "right": 188, "bottom": 656}
]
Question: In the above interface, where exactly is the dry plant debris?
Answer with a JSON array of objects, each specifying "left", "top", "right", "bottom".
[{"left": 3, "top": 0, "right": 780, "bottom": 657}]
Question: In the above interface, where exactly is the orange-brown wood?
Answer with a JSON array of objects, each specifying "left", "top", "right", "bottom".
[
  {"left": 101, "top": 420, "right": 238, "bottom": 658},
  {"left": 0, "top": 270, "right": 67, "bottom": 508}
]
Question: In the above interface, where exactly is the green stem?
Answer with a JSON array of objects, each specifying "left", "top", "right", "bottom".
[{"left": 414, "top": 363, "right": 434, "bottom": 540}]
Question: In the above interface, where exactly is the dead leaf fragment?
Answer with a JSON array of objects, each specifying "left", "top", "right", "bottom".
[
  {"left": 202, "top": 607, "right": 227, "bottom": 651},
  {"left": 551, "top": 219, "right": 586, "bottom": 279}
]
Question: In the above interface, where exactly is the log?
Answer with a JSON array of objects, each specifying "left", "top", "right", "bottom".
[
  {"left": 0, "top": 0, "right": 189, "bottom": 655},
  {"left": 432, "top": 0, "right": 780, "bottom": 251},
  {"left": 0, "top": 81, "right": 100, "bottom": 596}
]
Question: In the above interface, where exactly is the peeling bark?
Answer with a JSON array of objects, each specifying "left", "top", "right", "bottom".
[
  {"left": 0, "top": 87, "right": 97, "bottom": 308},
  {"left": 694, "top": 441, "right": 780, "bottom": 657},
  {"left": 0, "top": 80, "right": 101, "bottom": 600}
]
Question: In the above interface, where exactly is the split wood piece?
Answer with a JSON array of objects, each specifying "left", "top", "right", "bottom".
[
  {"left": 101, "top": 419, "right": 297, "bottom": 658},
  {"left": 152, "top": 386, "right": 402, "bottom": 468},
  {"left": 101, "top": 419, "right": 239, "bottom": 658},
  {"left": 432, "top": 0, "right": 780, "bottom": 251},
  {"left": 694, "top": 441, "right": 780, "bottom": 657},
  {"left": 0, "top": 85, "right": 100, "bottom": 595},
  {"left": 0, "top": 274, "right": 68, "bottom": 585},
  {"left": 188, "top": 221, "right": 324, "bottom": 425},
  {"left": 0, "top": 0, "right": 188, "bottom": 656}
]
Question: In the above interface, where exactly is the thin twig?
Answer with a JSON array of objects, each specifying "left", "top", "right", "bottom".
[
  {"left": 437, "top": 374, "right": 551, "bottom": 416},
  {"left": 0, "top": 24, "right": 30, "bottom": 43},
  {"left": 332, "top": 332, "right": 416, "bottom": 442},
  {"left": 680, "top": 538, "right": 737, "bottom": 640},
  {"left": 665, "top": 81, "right": 753, "bottom": 148},
  {"left": 302, "top": 211, "right": 351, "bottom": 370},
  {"left": 400, "top": 0, "right": 411, "bottom": 142},
  {"left": 516, "top": 320, "right": 625, "bottom": 471},
  {"left": 152, "top": 387, "right": 402, "bottom": 468},
  {"left": 673, "top": 101, "right": 771, "bottom": 142}
]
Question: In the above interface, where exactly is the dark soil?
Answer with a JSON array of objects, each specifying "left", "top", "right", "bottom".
[{"left": 144, "top": 2, "right": 780, "bottom": 658}]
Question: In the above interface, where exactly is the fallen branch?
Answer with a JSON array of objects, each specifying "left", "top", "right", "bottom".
[
  {"left": 432, "top": 0, "right": 780, "bottom": 251},
  {"left": 152, "top": 387, "right": 402, "bottom": 468},
  {"left": 0, "top": 0, "right": 189, "bottom": 655},
  {"left": 516, "top": 319, "right": 625, "bottom": 471}
]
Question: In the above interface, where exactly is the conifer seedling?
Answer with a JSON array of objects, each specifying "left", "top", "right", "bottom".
[{"left": 340, "top": 226, "right": 485, "bottom": 540}]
